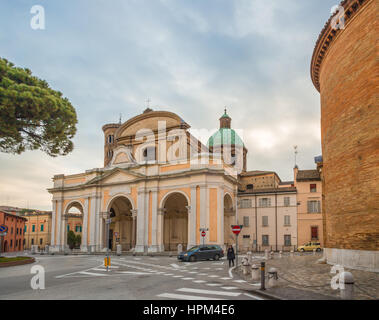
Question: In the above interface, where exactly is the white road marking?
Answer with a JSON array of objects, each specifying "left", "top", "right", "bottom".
[
  {"left": 244, "top": 293, "right": 264, "bottom": 300},
  {"left": 198, "top": 273, "right": 208, "bottom": 276},
  {"left": 117, "top": 271, "right": 151, "bottom": 275},
  {"left": 157, "top": 293, "right": 223, "bottom": 301},
  {"left": 221, "top": 287, "right": 239, "bottom": 290},
  {"left": 188, "top": 272, "right": 197, "bottom": 274},
  {"left": 173, "top": 275, "right": 183, "bottom": 278},
  {"left": 233, "top": 280, "right": 247, "bottom": 283},
  {"left": 182, "top": 278, "right": 194, "bottom": 280},
  {"left": 209, "top": 275, "right": 219, "bottom": 278},
  {"left": 206, "top": 283, "right": 222, "bottom": 287},
  {"left": 229, "top": 267, "right": 235, "bottom": 279},
  {"left": 78, "top": 271, "right": 109, "bottom": 277},
  {"left": 221, "top": 277, "right": 232, "bottom": 280},
  {"left": 177, "top": 288, "right": 241, "bottom": 297},
  {"left": 170, "top": 264, "right": 180, "bottom": 269},
  {"left": 193, "top": 280, "right": 206, "bottom": 284}
]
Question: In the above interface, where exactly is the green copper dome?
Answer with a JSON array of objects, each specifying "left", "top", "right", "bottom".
[{"left": 207, "top": 128, "right": 244, "bottom": 148}]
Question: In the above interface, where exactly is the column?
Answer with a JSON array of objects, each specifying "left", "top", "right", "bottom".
[
  {"left": 51, "top": 200, "right": 56, "bottom": 247},
  {"left": 131, "top": 209, "right": 138, "bottom": 249},
  {"left": 95, "top": 195, "right": 102, "bottom": 252},
  {"left": 149, "top": 191, "right": 159, "bottom": 253},
  {"left": 56, "top": 200, "right": 62, "bottom": 251},
  {"left": 188, "top": 187, "right": 197, "bottom": 248},
  {"left": 81, "top": 198, "right": 89, "bottom": 252},
  {"left": 218, "top": 188, "right": 224, "bottom": 247},
  {"left": 157, "top": 208, "right": 166, "bottom": 252},
  {"left": 200, "top": 186, "right": 208, "bottom": 243},
  {"left": 135, "top": 189, "right": 146, "bottom": 253},
  {"left": 62, "top": 215, "right": 68, "bottom": 251},
  {"left": 89, "top": 197, "right": 97, "bottom": 252}
]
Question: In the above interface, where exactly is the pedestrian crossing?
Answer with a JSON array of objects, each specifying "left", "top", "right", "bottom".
[{"left": 156, "top": 287, "right": 263, "bottom": 300}]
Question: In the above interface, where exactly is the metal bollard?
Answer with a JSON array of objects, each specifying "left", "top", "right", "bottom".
[
  {"left": 279, "top": 251, "right": 283, "bottom": 259},
  {"left": 270, "top": 251, "right": 274, "bottom": 259},
  {"left": 313, "top": 249, "right": 316, "bottom": 256},
  {"left": 264, "top": 249, "right": 269, "bottom": 260},
  {"left": 260, "top": 262, "right": 266, "bottom": 290},
  {"left": 251, "top": 264, "right": 260, "bottom": 281},
  {"left": 116, "top": 244, "right": 122, "bottom": 256},
  {"left": 268, "top": 268, "right": 278, "bottom": 288},
  {"left": 340, "top": 272, "right": 354, "bottom": 300}
]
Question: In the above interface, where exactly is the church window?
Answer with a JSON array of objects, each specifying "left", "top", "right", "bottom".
[{"left": 143, "top": 147, "right": 156, "bottom": 162}]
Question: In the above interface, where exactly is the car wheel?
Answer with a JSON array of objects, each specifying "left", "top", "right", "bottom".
[
  {"left": 316, "top": 248, "right": 321, "bottom": 252},
  {"left": 189, "top": 255, "right": 197, "bottom": 262},
  {"left": 214, "top": 254, "right": 220, "bottom": 261},
  {"left": 301, "top": 249, "right": 305, "bottom": 252}
]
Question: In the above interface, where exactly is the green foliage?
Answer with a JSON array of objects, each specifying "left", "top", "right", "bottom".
[
  {"left": 0, "top": 58, "right": 77, "bottom": 156},
  {"left": 67, "top": 230, "right": 76, "bottom": 249},
  {"left": 67, "top": 230, "right": 82, "bottom": 249}
]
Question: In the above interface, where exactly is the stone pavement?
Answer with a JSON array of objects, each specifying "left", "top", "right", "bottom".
[{"left": 235, "top": 253, "right": 379, "bottom": 300}]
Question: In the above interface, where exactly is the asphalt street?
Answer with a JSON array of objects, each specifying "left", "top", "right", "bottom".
[{"left": 0, "top": 254, "right": 266, "bottom": 300}]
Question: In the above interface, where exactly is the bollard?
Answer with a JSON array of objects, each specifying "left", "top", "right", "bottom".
[
  {"left": 116, "top": 244, "right": 122, "bottom": 256},
  {"left": 340, "top": 272, "right": 354, "bottom": 300},
  {"left": 260, "top": 262, "right": 266, "bottom": 290},
  {"left": 247, "top": 251, "right": 252, "bottom": 264},
  {"left": 264, "top": 249, "right": 269, "bottom": 260},
  {"left": 177, "top": 244, "right": 183, "bottom": 255},
  {"left": 270, "top": 251, "right": 274, "bottom": 259},
  {"left": 268, "top": 268, "right": 278, "bottom": 288},
  {"left": 279, "top": 251, "right": 283, "bottom": 259},
  {"left": 313, "top": 249, "right": 316, "bottom": 256},
  {"left": 251, "top": 264, "right": 260, "bottom": 281},
  {"left": 242, "top": 258, "right": 250, "bottom": 275}
]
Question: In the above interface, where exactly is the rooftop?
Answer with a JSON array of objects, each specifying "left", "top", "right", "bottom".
[{"left": 296, "top": 170, "right": 321, "bottom": 182}]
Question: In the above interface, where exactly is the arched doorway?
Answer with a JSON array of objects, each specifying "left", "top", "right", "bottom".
[
  {"left": 163, "top": 192, "right": 189, "bottom": 251},
  {"left": 107, "top": 196, "right": 134, "bottom": 252},
  {"left": 3, "top": 240, "right": 8, "bottom": 252},
  {"left": 64, "top": 202, "right": 84, "bottom": 250},
  {"left": 224, "top": 194, "right": 235, "bottom": 247}
]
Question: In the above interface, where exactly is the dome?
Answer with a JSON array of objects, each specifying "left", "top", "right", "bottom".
[{"left": 207, "top": 128, "right": 244, "bottom": 148}]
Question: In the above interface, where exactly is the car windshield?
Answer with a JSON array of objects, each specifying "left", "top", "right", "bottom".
[{"left": 187, "top": 246, "right": 199, "bottom": 252}]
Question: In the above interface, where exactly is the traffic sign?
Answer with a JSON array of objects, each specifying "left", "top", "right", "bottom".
[
  {"left": 231, "top": 225, "right": 243, "bottom": 235},
  {"left": 0, "top": 225, "right": 8, "bottom": 233},
  {"left": 201, "top": 231, "right": 206, "bottom": 237}
]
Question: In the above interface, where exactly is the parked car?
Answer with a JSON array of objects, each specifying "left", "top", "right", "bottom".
[
  {"left": 178, "top": 245, "right": 224, "bottom": 262},
  {"left": 297, "top": 242, "right": 322, "bottom": 252}
]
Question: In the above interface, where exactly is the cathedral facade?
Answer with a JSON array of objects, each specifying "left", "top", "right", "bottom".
[{"left": 48, "top": 109, "right": 243, "bottom": 253}]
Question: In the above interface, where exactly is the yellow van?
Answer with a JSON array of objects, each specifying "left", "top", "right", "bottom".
[{"left": 297, "top": 242, "right": 322, "bottom": 252}]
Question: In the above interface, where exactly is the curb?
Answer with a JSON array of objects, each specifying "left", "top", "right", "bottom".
[{"left": 0, "top": 257, "right": 36, "bottom": 268}]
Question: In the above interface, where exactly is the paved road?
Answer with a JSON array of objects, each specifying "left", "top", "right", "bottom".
[{"left": 0, "top": 255, "right": 266, "bottom": 300}]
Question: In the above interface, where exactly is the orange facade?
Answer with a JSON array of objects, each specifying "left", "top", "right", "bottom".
[{"left": 0, "top": 211, "right": 26, "bottom": 253}]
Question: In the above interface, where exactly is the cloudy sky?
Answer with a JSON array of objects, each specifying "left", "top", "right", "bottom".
[{"left": 0, "top": 0, "right": 337, "bottom": 210}]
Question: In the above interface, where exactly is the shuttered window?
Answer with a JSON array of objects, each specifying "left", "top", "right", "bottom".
[
  {"left": 307, "top": 201, "right": 321, "bottom": 213},
  {"left": 284, "top": 215, "right": 291, "bottom": 226},
  {"left": 284, "top": 197, "right": 290, "bottom": 207},
  {"left": 262, "top": 235, "right": 269, "bottom": 246},
  {"left": 259, "top": 198, "right": 271, "bottom": 207},
  {"left": 243, "top": 216, "right": 250, "bottom": 227},
  {"left": 262, "top": 216, "right": 269, "bottom": 227},
  {"left": 240, "top": 199, "right": 252, "bottom": 208}
]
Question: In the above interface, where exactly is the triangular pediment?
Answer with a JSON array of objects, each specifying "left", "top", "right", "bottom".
[{"left": 88, "top": 168, "right": 144, "bottom": 185}]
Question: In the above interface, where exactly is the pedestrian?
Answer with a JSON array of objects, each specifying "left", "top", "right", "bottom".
[{"left": 227, "top": 245, "right": 235, "bottom": 268}]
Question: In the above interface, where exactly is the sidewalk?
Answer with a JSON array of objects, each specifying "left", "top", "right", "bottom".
[{"left": 234, "top": 253, "right": 379, "bottom": 300}]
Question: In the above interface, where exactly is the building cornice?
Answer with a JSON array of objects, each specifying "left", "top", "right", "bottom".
[{"left": 311, "top": 0, "right": 372, "bottom": 92}]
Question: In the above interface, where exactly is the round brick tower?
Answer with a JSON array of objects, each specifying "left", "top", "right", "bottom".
[{"left": 311, "top": 0, "right": 378, "bottom": 271}]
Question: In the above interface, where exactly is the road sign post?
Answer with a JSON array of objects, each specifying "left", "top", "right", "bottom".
[
  {"left": 232, "top": 225, "right": 243, "bottom": 267},
  {"left": 199, "top": 228, "right": 208, "bottom": 248},
  {"left": 105, "top": 216, "right": 112, "bottom": 272}
]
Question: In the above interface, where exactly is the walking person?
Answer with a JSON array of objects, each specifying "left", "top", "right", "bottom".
[{"left": 227, "top": 245, "right": 235, "bottom": 268}]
